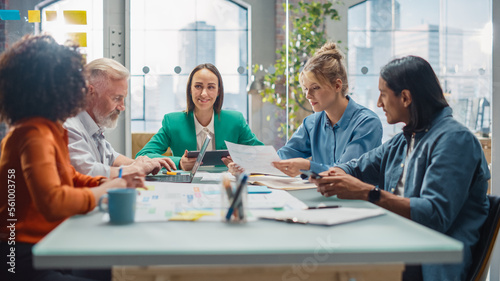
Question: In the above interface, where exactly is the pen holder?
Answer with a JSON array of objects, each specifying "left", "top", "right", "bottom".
[{"left": 221, "top": 175, "right": 248, "bottom": 223}]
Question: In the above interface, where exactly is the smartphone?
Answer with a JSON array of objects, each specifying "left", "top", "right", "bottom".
[{"left": 299, "top": 169, "right": 322, "bottom": 179}]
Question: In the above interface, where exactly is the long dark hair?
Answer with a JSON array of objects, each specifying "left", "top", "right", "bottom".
[
  {"left": 380, "top": 56, "right": 448, "bottom": 135},
  {"left": 186, "top": 63, "right": 224, "bottom": 114}
]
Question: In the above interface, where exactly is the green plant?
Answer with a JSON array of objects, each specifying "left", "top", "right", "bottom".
[{"left": 254, "top": 1, "right": 342, "bottom": 138}]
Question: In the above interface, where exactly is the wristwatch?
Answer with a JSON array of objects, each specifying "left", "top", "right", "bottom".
[{"left": 368, "top": 187, "right": 381, "bottom": 203}]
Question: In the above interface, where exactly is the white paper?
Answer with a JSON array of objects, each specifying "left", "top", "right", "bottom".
[
  {"left": 249, "top": 175, "right": 316, "bottom": 190},
  {"left": 225, "top": 141, "right": 286, "bottom": 176},
  {"left": 129, "top": 182, "right": 307, "bottom": 222}
]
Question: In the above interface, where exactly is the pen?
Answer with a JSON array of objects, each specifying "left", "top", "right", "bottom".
[
  {"left": 118, "top": 167, "right": 123, "bottom": 178},
  {"left": 237, "top": 174, "right": 249, "bottom": 220},
  {"left": 307, "top": 205, "right": 341, "bottom": 209}
]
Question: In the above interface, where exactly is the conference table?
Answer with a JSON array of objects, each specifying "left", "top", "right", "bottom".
[{"left": 33, "top": 171, "right": 463, "bottom": 281}]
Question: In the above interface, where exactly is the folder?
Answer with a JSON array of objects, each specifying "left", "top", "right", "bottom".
[{"left": 258, "top": 207, "right": 385, "bottom": 226}]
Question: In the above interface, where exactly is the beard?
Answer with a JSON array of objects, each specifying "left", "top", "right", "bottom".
[{"left": 94, "top": 108, "right": 121, "bottom": 129}]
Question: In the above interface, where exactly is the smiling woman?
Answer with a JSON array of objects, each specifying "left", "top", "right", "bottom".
[{"left": 136, "top": 63, "right": 263, "bottom": 171}]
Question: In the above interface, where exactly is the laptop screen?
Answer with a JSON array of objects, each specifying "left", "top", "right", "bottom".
[{"left": 190, "top": 134, "right": 211, "bottom": 178}]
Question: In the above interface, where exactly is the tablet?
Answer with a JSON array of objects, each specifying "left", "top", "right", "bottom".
[{"left": 186, "top": 150, "right": 230, "bottom": 166}]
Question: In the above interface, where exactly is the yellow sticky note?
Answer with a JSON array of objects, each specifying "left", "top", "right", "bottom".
[
  {"left": 137, "top": 185, "right": 155, "bottom": 192},
  {"left": 169, "top": 211, "right": 215, "bottom": 221},
  {"left": 45, "top": 11, "right": 57, "bottom": 22},
  {"left": 63, "top": 10, "right": 87, "bottom": 25},
  {"left": 66, "top": 32, "right": 87, "bottom": 47},
  {"left": 28, "top": 10, "right": 40, "bottom": 23}
]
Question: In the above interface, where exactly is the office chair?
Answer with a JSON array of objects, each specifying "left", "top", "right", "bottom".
[{"left": 467, "top": 195, "right": 500, "bottom": 281}]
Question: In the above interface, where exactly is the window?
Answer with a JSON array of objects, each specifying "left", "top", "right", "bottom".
[
  {"left": 348, "top": 0, "right": 492, "bottom": 141},
  {"left": 37, "top": 0, "right": 103, "bottom": 63},
  {"left": 130, "top": 0, "right": 250, "bottom": 132}
]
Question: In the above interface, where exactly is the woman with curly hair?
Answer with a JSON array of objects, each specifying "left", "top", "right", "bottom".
[{"left": 0, "top": 35, "right": 143, "bottom": 281}]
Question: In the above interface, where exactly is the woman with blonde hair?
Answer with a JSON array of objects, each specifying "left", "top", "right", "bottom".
[{"left": 273, "top": 42, "right": 383, "bottom": 177}]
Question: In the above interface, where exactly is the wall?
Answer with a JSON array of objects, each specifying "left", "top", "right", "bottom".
[{"left": 102, "top": 0, "right": 128, "bottom": 156}]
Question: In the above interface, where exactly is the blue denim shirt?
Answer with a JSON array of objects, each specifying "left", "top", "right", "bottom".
[
  {"left": 277, "top": 97, "right": 383, "bottom": 173},
  {"left": 338, "top": 107, "right": 490, "bottom": 281}
]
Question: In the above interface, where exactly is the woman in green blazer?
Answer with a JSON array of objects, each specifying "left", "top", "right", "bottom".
[{"left": 136, "top": 63, "right": 263, "bottom": 170}]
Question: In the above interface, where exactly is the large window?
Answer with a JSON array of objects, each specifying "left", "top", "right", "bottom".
[
  {"left": 130, "top": 0, "right": 250, "bottom": 132},
  {"left": 348, "top": 0, "right": 492, "bottom": 141},
  {"left": 37, "top": 0, "right": 103, "bottom": 63}
]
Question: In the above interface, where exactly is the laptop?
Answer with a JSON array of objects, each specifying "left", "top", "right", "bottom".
[{"left": 145, "top": 134, "right": 211, "bottom": 183}]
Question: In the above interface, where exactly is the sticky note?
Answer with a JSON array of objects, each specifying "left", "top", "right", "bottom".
[
  {"left": 63, "top": 10, "right": 86, "bottom": 25},
  {"left": 66, "top": 32, "right": 87, "bottom": 47},
  {"left": 45, "top": 11, "right": 57, "bottom": 21},
  {"left": 137, "top": 185, "right": 155, "bottom": 192},
  {"left": 0, "top": 10, "right": 20, "bottom": 20},
  {"left": 169, "top": 210, "right": 215, "bottom": 221},
  {"left": 28, "top": 10, "right": 41, "bottom": 23}
]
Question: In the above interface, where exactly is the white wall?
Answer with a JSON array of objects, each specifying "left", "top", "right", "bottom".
[{"left": 102, "top": 0, "right": 129, "bottom": 156}]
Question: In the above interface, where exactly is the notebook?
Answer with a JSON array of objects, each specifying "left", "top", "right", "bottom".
[{"left": 145, "top": 135, "right": 211, "bottom": 183}]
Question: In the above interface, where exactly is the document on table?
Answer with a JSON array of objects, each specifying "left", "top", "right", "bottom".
[
  {"left": 121, "top": 182, "right": 308, "bottom": 222},
  {"left": 225, "top": 141, "right": 286, "bottom": 176},
  {"left": 256, "top": 207, "right": 385, "bottom": 226},
  {"left": 249, "top": 175, "right": 316, "bottom": 190}
]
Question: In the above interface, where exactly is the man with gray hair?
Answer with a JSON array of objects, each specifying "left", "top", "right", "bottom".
[{"left": 64, "top": 58, "right": 175, "bottom": 178}]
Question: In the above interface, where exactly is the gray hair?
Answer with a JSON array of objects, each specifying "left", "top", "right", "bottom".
[{"left": 85, "top": 58, "right": 129, "bottom": 89}]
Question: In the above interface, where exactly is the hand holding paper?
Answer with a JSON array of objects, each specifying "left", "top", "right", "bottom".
[{"left": 225, "top": 141, "right": 287, "bottom": 176}]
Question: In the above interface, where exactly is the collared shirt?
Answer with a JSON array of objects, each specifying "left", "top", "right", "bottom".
[
  {"left": 277, "top": 97, "right": 383, "bottom": 173},
  {"left": 338, "top": 107, "right": 490, "bottom": 280},
  {"left": 63, "top": 111, "right": 120, "bottom": 177},
  {"left": 194, "top": 112, "right": 215, "bottom": 151}
]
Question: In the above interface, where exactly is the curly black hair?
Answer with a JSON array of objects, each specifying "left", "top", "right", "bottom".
[{"left": 0, "top": 35, "right": 87, "bottom": 124}]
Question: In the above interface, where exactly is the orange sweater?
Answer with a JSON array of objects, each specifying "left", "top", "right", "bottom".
[{"left": 0, "top": 117, "right": 104, "bottom": 244}]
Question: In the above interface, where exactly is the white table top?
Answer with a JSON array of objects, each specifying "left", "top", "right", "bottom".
[{"left": 33, "top": 188, "right": 463, "bottom": 269}]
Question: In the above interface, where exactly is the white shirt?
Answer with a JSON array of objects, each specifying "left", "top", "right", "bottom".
[
  {"left": 63, "top": 111, "right": 120, "bottom": 177},
  {"left": 395, "top": 134, "right": 415, "bottom": 196},
  {"left": 194, "top": 113, "right": 215, "bottom": 151}
]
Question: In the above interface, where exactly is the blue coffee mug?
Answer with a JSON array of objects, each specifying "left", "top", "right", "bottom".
[{"left": 99, "top": 189, "right": 137, "bottom": 225}]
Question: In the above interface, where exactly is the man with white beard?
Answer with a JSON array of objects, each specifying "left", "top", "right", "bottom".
[{"left": 64, "top": 58, "right": 176, "bottom": 178}]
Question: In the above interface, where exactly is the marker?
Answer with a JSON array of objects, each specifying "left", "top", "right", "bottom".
[
  {"left": 118, "top": 167, "right": 123, "bottom": 178},
  {"left": 165, "top": 171, "right": 178, "bottom": 175}
]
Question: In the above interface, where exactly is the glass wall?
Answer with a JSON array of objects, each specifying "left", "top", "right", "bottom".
[
  {"left": 348, "top": 0, "right": 492, "bottom": 141},
  {"left": 130, "top": 0, "right": 249, "bottom": 132}
]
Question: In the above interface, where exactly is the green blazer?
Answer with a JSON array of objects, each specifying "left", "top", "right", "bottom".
[{"left": 136, "top": 110, "right": 263, "bottom": 168}]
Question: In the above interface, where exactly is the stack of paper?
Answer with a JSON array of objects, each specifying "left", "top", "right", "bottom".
[{"left": 249, "top": 175, "right": 316, "bottom": 190}]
